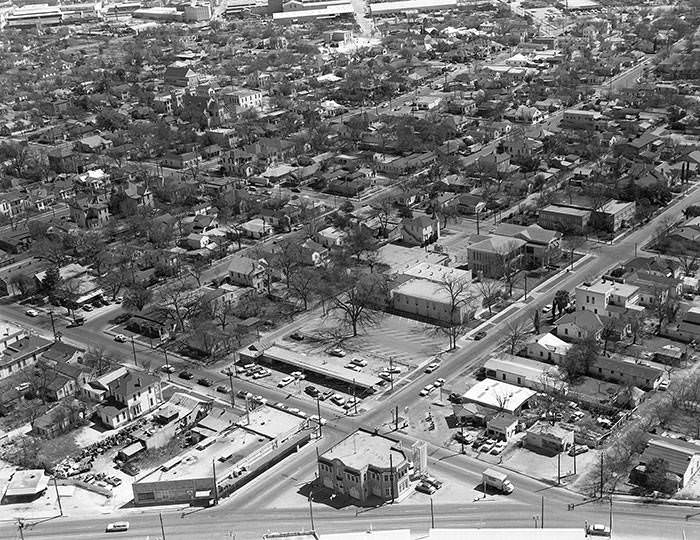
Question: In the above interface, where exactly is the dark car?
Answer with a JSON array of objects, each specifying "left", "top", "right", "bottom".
[
  {"left": 568, "top": 445, "right": 589, "bottom": 457},
  {"left": 197, "top": 378, "right": 213, "bottom": 387},
  {"left": 448, "top": 392, "right": 463, "bottom": 403},
  {"left": 320, "top": 390, "right": 334, "bottom": 401},
  {"left": 473, "top": 330, "right": 487, "bottom": 340},
  {"left": 216, "top": 385, "right": 229, "bottom": 394},
  {"left": 121, "top": 463, "right": 140, "bottom": 476},
  {"left": 305, "top": 385, "right": 320, "bottom": 397},
  {"left": 290, "top": 332, "right": 305, "bottom": 341},
  {"left": 415, "top": 482, "right": 436, "bottom": 495},
  {"left": 179, "top": 371, "right": 194, "bottom": 380}
]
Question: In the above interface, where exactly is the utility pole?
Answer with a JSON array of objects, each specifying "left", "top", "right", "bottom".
[
  {"left": 557, "top": 452, "right": 561, "bottom": 485},
  {"left": 541, "top": 495, "right": 544, "bottom": 528},
  {"left": 389, "top": 453, "right": 395, "bottom": 503},
  {"left": 599, "top": 453, "right": 604, "bottom": 498},
  {"left": 17, "top": 519, "right": 24, "bottom": 540},
  {"left": 395, "top": 405, "right": 399, "bottom": 431},
  {"left": 54, "top": 476, "right": 63, "bottom": 516},
  {"left": 389, "top": 357, "right": 394, "bottom": 392},
  {"left": 49, "top": 311, "right": 57, "bottom": 340},
  {"left": 308, "top": 487, "right": 315, "bottom": 531},
  {"left": 130, "top": 336, "right": 138, "bottom": 367},
  {"left": 524, "top": 276, "right": 528, "bottom": 300},
  {"left": 316, "top": 397, "right": 322, "bottom": 438},
  {"left": 430, "top": 497, "right": 435, "bottom": 528},
  {"left": 352, "top": 379, "right": 358, "bottom": 415},
  {"left": 609, "top": 496, "right": 613, "bottom": 533},
  {"left": 159, "top": 512, "right": 167, "bottom": 540},
  {"left": 226, "top": 369, "right": 235, "bottom": 408},
  {"left": 212, "top": 459, "right": 219, "bottom": 505},
  {"left": 573, "top": 442, "right": 577, "bottom": 475}
]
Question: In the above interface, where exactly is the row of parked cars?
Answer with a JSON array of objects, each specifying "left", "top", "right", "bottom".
[{"left": 81, "top": 472, "right": 122, "bottom": 488}]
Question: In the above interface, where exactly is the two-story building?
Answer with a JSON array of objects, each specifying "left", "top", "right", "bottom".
[
  {"left": 318, "top": 429, "right": 414, "bottom": 506},
  {"left": 492, "top": 223, "right": 561, "bottom": 268},
  {"left": 91, "top": 369, "right": 163, "bottom": 429},
  {"left": 467, "top": 236, "right": 526, "bottom": 279},
  {"left": 575, "top": 279, "right": 643, "bottom": 319},
  {"left": 227, "top": 255, "right": 266, "bottom": 292},
  {"left": 525, "top": 333, "right": 572, "bottom": 364},
  {"left": 538, "top": 204, "right": 591, "bottom": 233},
  {"left": 401, "top": 216, "right": 440, "bottom": 247}
]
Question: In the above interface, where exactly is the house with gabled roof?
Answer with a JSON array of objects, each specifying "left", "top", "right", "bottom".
[
  {"left": 638, "top": 436, "right": 700, "bottom": 489},
  {"left": 557, "top": 309, "right": 604, "bottom": 342},
  {"left": 525, "top": 333, "right": 572, "bottom": 364}
]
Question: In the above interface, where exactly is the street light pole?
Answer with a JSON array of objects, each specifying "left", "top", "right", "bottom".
[
  {"left": 308, "top": 487, "right": 315, "bottom": 532},
  {"left": 49, "top": 311, "right": 57, "bottom": 341},
  {"left": 316, "top": 397, "right": 322, "bottom": 438},
  {"left": 226, "top": 369, "right": 235, "bottom": 408},
  {"left": 130, "top": 336, "right": 138, "bottom": 367}
]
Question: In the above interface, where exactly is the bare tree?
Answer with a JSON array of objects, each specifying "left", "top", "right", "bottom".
[
  {"left": 504, "top": 319, "right": 530, "bottom": 355},
  {"left": 531, "top": 309, "right": 542, "bottom": 334},
  {"left": 438, "top": 275, "right": 478, "bottom": 350},
  {"left": 372, "top": 196, "right": 395, "bottom": 238},
  {"left": 155, "top": 279, "right": 197, "bottom": 333},
  {"left": 495, "top": 240, "right": 524, "bottom": 296},
  {"left": 476, "top": 278, "right": 501, "bottom": 316},
  {"left": 327, "top": 272, "right": 388, "bottom": 337},
  {"left": 289, "top": 267, "right": 317, "bottom": 311}
]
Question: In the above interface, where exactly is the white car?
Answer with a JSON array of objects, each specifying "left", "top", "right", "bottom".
[
  {"left": 291, "top": 371, "right": 305, "bottom": 379},
  {"left": 424, "top": 362, "right": 440, "bottom": 373},
  {"left": 351, "top": 358, "right": 368, "bottom": 367},
  {"left": 587, "top": 523, "right": 611, "bottom": 537},
  {"left": 433, "top": 378, "right": 445, "bottom": 387},
  {"left": 106, "top": 521, "right": 130, "bottom": 533},
  {"left": 160, "top": 364, "right": 176, "bottom": 374},
  {"left": 25, "top": 309, "right": 39, "bottom": 317},
  {"left": 420, "top": 384, "right": 434, "bottom": 397},
  {"left": 331, "top": 394, "right": 346, "bottom": 406},
  {"left": 658, "top": 380, "right": 670, "bottom": 391},
  {"left": 278, "top": 376, "right": 295, "bottom": 387},
  {"left": 378, "top": 372, "right": 391, "bottom": 381},
  {"left": 329, "top": 348, "right": 346, "bottom": 357},
  {"left": 542, "top": 304, "right": 552, "bottom": 313},
  {"left": 114, "top": 334, "right": 127, "bottom": 343},
  {"left": 309, "top": 414, "right": 327, "bottom": 426}
]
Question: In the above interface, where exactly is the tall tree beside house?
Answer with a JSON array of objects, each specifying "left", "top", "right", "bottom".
[
  {"left": 505, "top": 319, "right": 530, "bottom": 355},
  {"left": 559, "top": 334, "right": 599, "bottom": 383},
  {"left": 438, "top": 275, "right": 477, "bottom": 350},
  {"left": 327, "top": 271, "right": 389, "bottom": 337},
  {"left": 41, "top": 266, "right": 62, "bottom": 295},
  {"left": 155, "top": 279, "right": 197, "bottom": 333},
  {"left": 289, "top": 267, "right": 318, "bottom": 311},
  {"left": 495, "top": 240, "right": 523, "bottom": 297},
  {"left": 553, "top": 289, "right": 570, "bottom": 320},
  {"left": 476, "top": 278, "right": 501, "bottom": 316},
  {"left": 601, "top": 317, "right": 619, "bottom": 354},
  {"left": 532, "top": 309, "right": 541, "bottom": 335},
  {"left": 8, "top": 272, "right": 35, "bottom": 297},
  {"left": 121, "top": 284, "right": 150, "bottom": 313},
  {"left": 98, "top": 268, "right": 127, "bottom": 301}
]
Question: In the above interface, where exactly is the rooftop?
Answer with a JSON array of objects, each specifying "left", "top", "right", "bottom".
[
  {"left": 462, "top": 379, "right": 536, "bottom": 413},
  {"left": 484, "top": 355, "right": 563, "bottom": 384},
  {"left": 527, "top": 421, "right": 574, "bottom": 440},
  {"left": 4, "top": 469, "right": 49, "bottom": 498},
  {"left": 321, "top": 429, "right": 406, "bottom": 471},
  {"left": 402, "top": 262, "right": 471, "bottom": 285}
]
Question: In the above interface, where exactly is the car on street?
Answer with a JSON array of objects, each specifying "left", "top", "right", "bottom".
[
  {"left": 415, "top": 482, "right": 436, "bottom": 495},
  {"left": 320, "top": 390, "right": 334, "bottom": 401},
  {"left": 453, "top": 431, "right": 473, "bottom": 444},
  {"left": 289, "top": 332, "right": 305, "bottom": 341},
  {"left": 425, "top": 362, "right": 440, "bottom": 373},
  {"left": 586, "top": 523, "right": 611, "bottom": 537},
  {"left": 25, "top": 309, "right": 39, "bottom": 317},
  {"left": 387, "top": 366, "right": 401, "bottom": 374},
  {"left": 309, "top": 414, "right": 327, "bottom": 426},
  {"left": 291, "top": 371, "right": 305, "bottom": 379},
  {"left": 114, "top": 334, "right": 127, "bottom": 343},
  {"left": 305, "top": 385, "right": 320, "bottom": 397},
  {"left": 237, "top": 390, "right": 253, "bottom": 399},
  {"left": 419, "top": 384, "right": 434, "bottom": 397},
  {"left": 278, "top": 376, "right": 295, "bottom": 387},
  {"left": 161, "top": 364, "right": 175, "bottom": 374},
  {"left": 422, "top": 475, "right": 443, "bottom": 489},
  {"left": 378, "top": 371, "right": 391, "bottom": 381},
  {"left": 543, "top": 304, "right": 552, "bottom": 313},
  {"left": 473, "top": 330, "right": 487, "bottom": 340},
  {"left": 351, "top": 358, "right": 368, "bottom": 367},
  {"left": 433, "top": 378, "right": 445, "bottom": 387},
  {"left": 82, "top": 304, "right": 93, "bottom": 312},
  {"left": 216, "top": 385, "right": 229, "bottom": 394},
  {"left": 197, "top": 378, "right": 212, "bottom": 387},
  {"left": 329, "top": 348, "right": 346, "bottom": 357},
  {"left": 658, "top": 380, "right": 670, "bottom": 391},
  {"left": 106, "top": 522, "right": 130, "bottom": 533},
  {"left": 178, "top": 371, "right": 194, "bottom": 380}
]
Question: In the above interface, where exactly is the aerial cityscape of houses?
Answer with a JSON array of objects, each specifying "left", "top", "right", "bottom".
[{"left": 0, "top": 0, "right": 699, "bottom": 538}]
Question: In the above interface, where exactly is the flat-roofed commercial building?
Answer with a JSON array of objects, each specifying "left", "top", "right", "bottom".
[
  {"left": 390, "top": 278, "right": 475, "bottom": 324},
  {"left": 318, "top": 429, "right": 414, "bottom": 505},
  {"left": 132, "top": 406, "right": 309, "bottom": 506}
]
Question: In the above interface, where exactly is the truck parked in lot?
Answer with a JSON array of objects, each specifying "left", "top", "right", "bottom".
[{"left": 482, "top": 468, "right": 514, "bottom": 494}]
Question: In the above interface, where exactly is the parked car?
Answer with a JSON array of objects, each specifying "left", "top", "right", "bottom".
[
  {"left": 25, "top": 309, "right": 39, "bottom": 317},
  {"left": 216, "top": 385, "right": 229, "bottom": 394},
  {"left": 473, "top": 330, "right": 487, "bottom": 340},
  {"left": 543, "top": 304, "right": 552, "bottom": 313},
  {"left": 179, "top": 371, "right": 194, "bottom": 380},
  {"left": 454, "top": 431, "right": 473, "bottom": 444},
  {"left": 291, "top": 371, "right": 305, "bottom": 379},
  {"left": 491, "top": 441, "right": 507, "bottom": 455},
  {"left": 278, "top": 376, "right": 295, "bottom": 387},
  {"left": 344, "top": 363, "right": 362, "bottom": 371},
  {"left": 161, "top": 364, "right": 176, "bottom": 374},
  {"left": 82, "top": 304, "right": 94, "bottom": 312},
  {"left": 320, "top": 390, "right": 334, "bottom": 401},
  {"left": 433, "top": 378, "right": 445, "bottom": 387},
  {"left": 329, "top": 348, "right": 346, "bottom": 357},
  {"left": 424, "top": 362, "right": 440, "bottom": 373},
  {"left": 331, "top": 394, "right": 346, "bottom": 406},
  {"left": 197, "top": 378, "right": 212, "bottom": 387},
  {"left": 378, "top": 372, "right": 391, "bottom": 381},
  {"left": 289, "top": 332, "right": 305, "bottom": 341},
  {"left": 114, "top": 334, "right": 127, "bottom": 343},
  {"left": 351, "top": 358, "right": 368, "bottom": 367},
  {"left": 15, "top": 382, "right": 32, "bottom": 393},
  {"left": 448, "top": 392, "right": 463, "bottom": 403},
  {"left": 253, "top": 369, "right": 271, "bottom": 379},
  {"left": 305, "top": 386, "right": 320, "bottom": 398},
  {"left": 415, "top": 482, "right": 436, "bottom": 495},
  {"left": 658, "top": 380, "right": 670, "bottom": 391}
]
